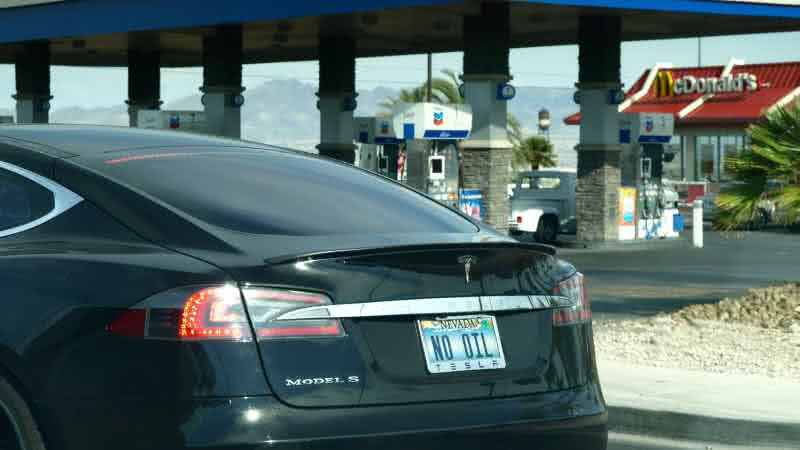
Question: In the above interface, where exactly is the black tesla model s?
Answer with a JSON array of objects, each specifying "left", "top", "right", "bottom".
[{"left": 0, "top": 125, "right": 606, "bottom": 450}]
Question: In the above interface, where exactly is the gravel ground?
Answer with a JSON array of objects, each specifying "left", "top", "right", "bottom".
[{"left": 593, "top": 284, "right": 800, "bottom": 381}]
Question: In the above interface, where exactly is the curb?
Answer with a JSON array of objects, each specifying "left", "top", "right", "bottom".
[
  {"left": 555, "top": 237, "right": 691, "bottom": 253},
  {"left": 607, "top": 405, "right": 800, "bottom": 447}
]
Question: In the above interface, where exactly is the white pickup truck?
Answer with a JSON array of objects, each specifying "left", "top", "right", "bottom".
[{"left": 508, "top": 169, "right": 577, "bottom": 243}]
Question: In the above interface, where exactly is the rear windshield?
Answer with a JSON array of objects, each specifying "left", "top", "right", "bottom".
[
  {"left": 519, "top": 176, "right": 561, "bottom": 189},
  {"left": 91, "top": 148, "right": 477, "bottom": 236}
]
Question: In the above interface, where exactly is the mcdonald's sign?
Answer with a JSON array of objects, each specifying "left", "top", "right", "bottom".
[
  {"left": 653, "top": 70, "right": 675, "bottom": 98},
  {"left": 652, "top": 70, "right": 758, "bottom": 98}
]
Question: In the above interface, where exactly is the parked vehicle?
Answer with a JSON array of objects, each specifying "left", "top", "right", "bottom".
[
  {"left": 508, "top": 169, "right": 577, "bottom": 243},
  {"left": 0, "top": 126, "right": 607, "bottom": 450}
]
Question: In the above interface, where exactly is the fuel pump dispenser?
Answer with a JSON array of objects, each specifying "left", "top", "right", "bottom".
[
  {"left": 354, "top": 116, "right": 403, "bottom": 179},
  {"left": 391, "top": 103, "right": 472, "bottom": 209},
  {"left": 619, "top": 113, "right": 681, "bottom": 239}
]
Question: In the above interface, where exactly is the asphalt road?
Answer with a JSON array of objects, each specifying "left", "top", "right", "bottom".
[
  {"left": 558, "top": 230, "right": 800, "bottom": 320},
  {"left": 608, "top": 433, "right": 778, "bottom": 450}
]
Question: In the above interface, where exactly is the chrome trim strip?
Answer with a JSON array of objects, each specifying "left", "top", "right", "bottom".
[
  {"left": 275, "top": 295, "right": 574, "bottom": 321},
  {"left": 0, "top": 161, "right": 83, "bottom": 238}
]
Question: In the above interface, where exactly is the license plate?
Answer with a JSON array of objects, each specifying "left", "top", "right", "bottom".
[{"left": 417, "top": 315, "right": 507, "bottom": 374}]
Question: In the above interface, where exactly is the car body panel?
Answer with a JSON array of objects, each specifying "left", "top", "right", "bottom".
[
  {"left": 0, "top": 126, "right": 606, "bottom": 450},
  {"left": 509, "top": 170, "right": 577, "bottom": 235},
  {"left": 245, "top": 246, "right": 586, "bottom": 408}
]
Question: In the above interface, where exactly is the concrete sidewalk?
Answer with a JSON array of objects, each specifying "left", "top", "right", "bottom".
[{"left": 599, "top": 359, "right": 800, "bottom": 447}]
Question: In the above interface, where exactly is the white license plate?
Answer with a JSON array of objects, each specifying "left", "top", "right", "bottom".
[{"left": 417, "top": 315, "right": 507, "bottom": 374}]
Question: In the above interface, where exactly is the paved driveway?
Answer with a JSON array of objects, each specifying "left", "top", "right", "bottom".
[{"left": 559, "top": 230, "right": 800, "bottom": 319}]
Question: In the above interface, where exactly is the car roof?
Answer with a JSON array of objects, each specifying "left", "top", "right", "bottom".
[
  {"left": 518, "top": 169, "right": 577, "bottom": 177},
  {"left": 0, "top": 124, "right": 279, "bottom": 157}
]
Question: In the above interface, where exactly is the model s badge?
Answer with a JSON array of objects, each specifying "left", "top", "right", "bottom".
[
  {"left": 457, "top": 255, "right": 477, "bottom": 284},
  {"left": 285, "top": 376, "right": 360, "bottom": 387}
]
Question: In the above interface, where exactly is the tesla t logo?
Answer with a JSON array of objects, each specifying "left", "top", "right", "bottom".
[
  {"left": 285, "top": 376, "right": 360, "bottom": 387},
  {"left": 433, "top": 111, "right": 444, "bottom": 126},
  {"left": 457, "top": 255, "right": 477, "bottom": 284}
]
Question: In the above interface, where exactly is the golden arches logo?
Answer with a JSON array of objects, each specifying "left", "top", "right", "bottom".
[{"left": 653, "top": 71, "right": 675, "bottom": 98}]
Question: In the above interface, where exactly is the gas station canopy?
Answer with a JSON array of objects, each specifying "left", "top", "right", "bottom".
[{"left": 0, "top": 0, "right": 798, "bottom": 66}]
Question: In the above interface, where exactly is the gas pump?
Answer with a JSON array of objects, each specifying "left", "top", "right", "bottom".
[
  {"left": 391, "top": 102, "right": 472, "bottom": 209},
  {"left": 619, "top": 113, "right": 680, "bottom": 239},
  {"left": 354, "top": 116, "right": 403, "bottom": 179},
  {"left": 425, "top": 142, "right": 461, "bottom": 208}
]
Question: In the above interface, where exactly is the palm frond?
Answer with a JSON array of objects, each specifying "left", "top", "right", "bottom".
[
  {"left": 717, "top": 104, "right": 800, "bottom": 229},
  {"left": 512, "top": 136, "right": 557, "bottom": 170},
  {"left": 714, "top": 183, "right": 767, "bottom": 230}
]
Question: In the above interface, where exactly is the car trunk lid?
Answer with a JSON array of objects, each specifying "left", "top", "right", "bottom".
[{"left": 239, "top": 243, "right": 588, "bottom": 408}]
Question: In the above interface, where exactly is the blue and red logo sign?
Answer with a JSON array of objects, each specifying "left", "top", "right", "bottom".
[
  {"left": 433, "top": 111, "right": 444, "bottom": 126},
  {"left": 645, "top": 119, "right": 654, "bottom": 133},
  {"left": 380, "top": 121, "right": 390, "bottom": 134}
]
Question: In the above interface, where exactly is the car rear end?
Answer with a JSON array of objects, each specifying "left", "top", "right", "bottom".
[{"left": 59, "top": 145, "right": 607, "bottom": 450}]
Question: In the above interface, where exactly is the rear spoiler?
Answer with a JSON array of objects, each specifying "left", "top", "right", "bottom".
[{"left": 264, "top": 241, "right": 557, "bottom": 266}]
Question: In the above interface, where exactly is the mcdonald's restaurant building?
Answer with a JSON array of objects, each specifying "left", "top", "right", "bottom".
[{"left": 566, "top": 59, "right": 800, "bottom": 186}]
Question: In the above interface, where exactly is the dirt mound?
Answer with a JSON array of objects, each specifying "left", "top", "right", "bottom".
[{"left": 671, "top": 283, "right": 800, "bottom": 331}]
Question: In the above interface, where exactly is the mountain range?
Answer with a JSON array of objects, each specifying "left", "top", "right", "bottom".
[{"left": 6, "top": 79, "right": 580, "bottom": 167}]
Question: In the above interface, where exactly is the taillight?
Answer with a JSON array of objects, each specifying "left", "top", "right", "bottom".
[
  {"left": 179, "top": 286, "right": 248, "bottom": 339},
  {"left": 552, "top": 272, "right": 591, "bottom": 326},
  {"left": 517, "top": 216, "right": 523, "bottom": 224},
  {"left": 107, "top": 285, "right": 345, "bottom": 341},
  {"left": 241, "top": 287, "right": 345, "bottom": 339},
  {"left": 107, "top": 284, "right": 252, "bottom": 341}
]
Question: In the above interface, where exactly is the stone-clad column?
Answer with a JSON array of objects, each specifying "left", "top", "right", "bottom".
[
  {"left": 575, "top": 15, "right": 623, "bottom": 242},
  {"left": 127, "top": 51, "right": 162, "bottom": 127},
  {"left": 460, "top": 2, "right": 513, "bottom": 231},
  {"left": 317, "top": 36, "right": 357, "bottom": 163},
  {"left": 202, "top": 26, "right": 244, "bottom": 138},
  {"left": 14, "top": 42, "right": 51, "bottom": 124}
]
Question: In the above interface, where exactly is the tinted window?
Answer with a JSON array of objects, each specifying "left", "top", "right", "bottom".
[
  {"left": 93, "top": 149, "right": 477, "bottom": 236},
  {"left": 520, "top": 176, "right": 561, "bottom": 190},
  {"left": 0, "top": 168, "right": 55, "bottom": 231}
]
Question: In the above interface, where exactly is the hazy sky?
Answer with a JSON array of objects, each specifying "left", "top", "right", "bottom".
[{"left": 0, "top": 31, "right": 797, "bottom": 110}]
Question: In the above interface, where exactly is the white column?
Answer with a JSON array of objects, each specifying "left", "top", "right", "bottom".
[
  {"left": 461, "top": 75, "right": 512, "bottom": 149},
  {"left": 317, "top": 92, "right": 356, "bottom": 155},
  {"left": 14, "top": 94, "right": 51, "bottom": 124},
  {"left": 693, "top": 199, "right": 704, "bottom": 248},
  {"left": 201, "top": 86, "right": 244, "bottom": 139}
]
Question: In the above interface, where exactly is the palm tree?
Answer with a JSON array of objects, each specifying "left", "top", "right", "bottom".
[
  {"left": 512, "top": 135, "right": 558, "bottom": 171},
  {"left": 507, "top": 114, "right": 525, "bottom": 149},
  {"left": 380, "top": 70, "right": 464, "bottom": 111},
  {"left": 715, "top": 105, "right": 800, "bottom": 230}
]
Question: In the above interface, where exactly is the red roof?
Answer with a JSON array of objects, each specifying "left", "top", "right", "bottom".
[{"left": 564, "top": 61, "right": 800, "bottom": 127}]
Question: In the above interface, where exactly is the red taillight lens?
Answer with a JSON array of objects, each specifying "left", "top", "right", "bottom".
[
  {"left": 107, "top": 285, "right": 345, "bottom": 341},
  {"left": 107, "top": 309, "right": 146, "bottom": 338},
  {"left": 241, "top": 287, "right": 345, "bottom": 339},
  {"left": 552, "top": 272, "right": 591, "bottom": 326},
  {"left": 107, "top": 284, "right": 253, "bottom": 341},
  {"left": 178, "top": 286, "right": 249, "bottom": 340},
  {"left": 517, "top": 216, "right": 523, "bottom": 224}
]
